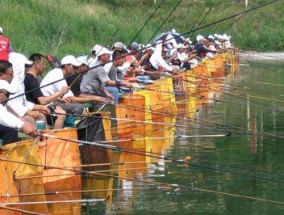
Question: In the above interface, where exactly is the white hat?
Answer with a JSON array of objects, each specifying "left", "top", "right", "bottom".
[
  {"left": 112, "top": 42, "right": 126, "bottom": 51},
  {"left": 24, "top": 57, "right": 33, "bottom": 65},
  {"left": 208, "top": 35, "right": 214, "bottom": 40},
  {"left": 76, "top": 55, "right": 88, "bottom": 65},
  {"left": 0, "top": 80, "right": 16, "bottom": 94},
  {"left": 185, "top": 38, "right": 192, "bottom": 44},
  {"left": 223, "top": 34, "right": 230, "bottom": 41},
  {"left": 0, "top": 27, "right": 3, "bottom": 34},
  {"left": 61, "top": 55, "right": 82, "bottom": 66},
  {"left": 96, "top": 47, "right": 112, "bottom": 57},
  {"left": 145, "top": 44, "right": 154, "bottom": 51},
  {"left": 214, "top": 40, "right": 221, "bottom": 45},
  {"left": 92, "top": 44, "right": 103, "bottom": 53},
  {"left": 196, "top": 35, "right": 204, "bottom": 42}
]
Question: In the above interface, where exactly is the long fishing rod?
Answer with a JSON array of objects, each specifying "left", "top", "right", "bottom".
[
  {"left": 4, "top": 198, "right": 105, "bottom": 206},
  {"left": 224, "top": 79, "right": 284, "bottom": 97},
  {"left": 191, "top": 0, "right": 217, "bottom": 37},
  {"left": 2, "top": 0, "right": 279, "bottom": 112},
  {"left": 147, "top": 0, "right": 183, "bottom": 44},
  {"left": 180, "top": 0, "right": 280, "bottom": 38},
  {"left": 104, "top": 28, "right": 120, "bottom": 48},
  {"left": 42, "top": 123, "right": 284, "bottom": 180},
  {"left": 47, "top": 94, "right": 284, "bottom": 142},
  {"left": 0, "top": 187, "right": 158, "bottom": 199},
  {"left": 2, "top": 157, "right": 284, "bottom": 206},
  {"left": 42, "top": 133, "right": 193, "bottom": 165},
  {"left": 189, "top": 157, "right": 284, "bottom": 177},
  {"left": 0, "top": 205, "right": 43, "bottom": 215},
  {"left": 176, "top": 76, "right": 282, "bottom": 110},
  {"left": 116, "top": 98, "right": 284, "bottom": 142},
  {"left": 185, "top": 0, "right": 211, "bottom": 38},
  {"left": 128, "top": 0, "right": 165, "bottom": 47},
  {"left": 188, "top": 161, "right": 284, "bottom": 184},
  {"left": 2, "top": 0, "right": 277, "bottom": 105}
]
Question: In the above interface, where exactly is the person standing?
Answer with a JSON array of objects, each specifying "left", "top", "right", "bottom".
[{"left": 0, "top": 27, "right": 12, "bottom": 61}]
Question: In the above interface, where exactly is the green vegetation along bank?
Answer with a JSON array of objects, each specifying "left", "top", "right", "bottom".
[{"left": 1, "top": 0, "right": 283, "bottom": 58}]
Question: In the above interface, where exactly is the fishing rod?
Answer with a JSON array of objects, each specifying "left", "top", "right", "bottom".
[
  {"left": 189, "top": 157, "right": 284, "bottom": 177},
  {"left": 0, "top": 187, "right": 158, "bottom": 199},
  {"left": 2, "top": 157, "right": 284, "bottom": 206},
  {"left": 0, "top": 205, "right": 43, "bottom": 215},
  {"left": 175, "top": 76, "right": 282, "bottom": 110},
  {"left": 224, "top": 79, "right": 284, "bottom": 97},
  {"left": 185, "top": 0, "right": 211, "bottom": 38},
  {"left": 191, "top": 0, "right": 217, "bottom": 37},
  {"left": 0, "top": 0, "right": 258, "bottom": 105},
  {"left": 180, "top": 0, "right": 280, "bottom": 38},
  {"left": 10, "top": 132, "right": 284, "bottom": 187},
  {"left": 104, "top": 28, "right": 120, "bottom": 48},
  {"left": 42, "top": 133, "right": 192, "bottom": 165},
  {"left": 49, "top": 94, "right": 284, "bottom": 142},
  {"left": 188, "top": 161, "right": 284, "bottom": 184},
  {"left": 43, "top": 131, "right": 284, "bottom": 183},
  {"left": 128, "top": 0, "right": 165, "bottom": 47},
  {"left": 252, "top": 81, "right": 284, "bottom": 88},
  {"left": 4, "top": 198, "right": 105, "bottom": 206},
  {"left": 147, "top": 0, "right": 183, "bottom": 44},
  {"left": 2, "top": 0, "right": 278, "bottom": 107}
]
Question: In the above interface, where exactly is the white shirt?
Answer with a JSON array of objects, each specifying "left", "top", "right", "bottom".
[
  {"left": 40, "top": 68, "right": 73, "bottom": 98},
  {"left": 177, "top": 51, "right": 188, "bottom": 62},
  {"left": 149, "top": 43, "right": 173, "bottom": 72},
  {"left": 0, "top": 104, "right": 24, "bottom": 129},
  {"left": 9, "top": 52, "right": 35, "bottom": 117},
  {"left": 224, "top": 41, "right": 232, "bottom": 49}
]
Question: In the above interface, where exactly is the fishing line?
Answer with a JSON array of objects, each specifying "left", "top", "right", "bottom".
[
  {"left": 188, "top": 161, "right": 284, "bottom": 184},
  {"left": 185, "top": 0, "right": 211, "bottom": 38},
  {"left": 147, "top": 0, "right": 183, "bottom": 44},
  {"left": 191, "top": 0, "right": 217, "bottom": 36},
  {"left": 128, "top": 0, "right": 165, "bottom": 47},
  {"left": 2, "top": 0, "right": 273, "bottom": 105},
  {"left": 1, "top": 157, "right": 284, "bottom": 206},
  {"left": 0, "top": 205, "right": 43, "bottom": 215}
]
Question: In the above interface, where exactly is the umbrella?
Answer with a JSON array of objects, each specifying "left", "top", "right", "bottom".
[{"left": 153, "top": 29, "right": 186, "bottom": 47}]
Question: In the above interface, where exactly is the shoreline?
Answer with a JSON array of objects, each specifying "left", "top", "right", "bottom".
[{"left": 240, "top": 51, "right": 284, "bottom": 61}]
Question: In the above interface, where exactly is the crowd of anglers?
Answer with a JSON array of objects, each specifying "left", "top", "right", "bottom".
[{"left": 0, "top": 26, "right": 235, "bottom": 145}]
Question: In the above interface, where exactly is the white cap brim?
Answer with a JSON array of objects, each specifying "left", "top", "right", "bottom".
[{"left": 0, "top": 80, "right": 17, "bottom": 94}]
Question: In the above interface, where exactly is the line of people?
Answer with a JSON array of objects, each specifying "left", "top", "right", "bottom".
[{"left": 0, "top": 25, "right": 235, "bottom": 145}]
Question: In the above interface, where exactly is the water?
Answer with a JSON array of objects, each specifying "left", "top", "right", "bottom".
[{"left": 84, "top": 59, "right": 284, "bottom": 214}]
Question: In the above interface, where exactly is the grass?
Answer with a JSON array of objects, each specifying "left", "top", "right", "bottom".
[{"left": 0, "top": 0, "right": 283, "bottom": 59}]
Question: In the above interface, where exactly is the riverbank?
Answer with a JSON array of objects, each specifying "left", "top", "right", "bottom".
[
  {"left": 240, "top": 52, "right": 284, "bottom": 62},
  {"left": 0, "top": 0, "right": 283, "bottom": 56}
]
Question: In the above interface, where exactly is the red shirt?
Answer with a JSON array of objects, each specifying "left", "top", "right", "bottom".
[{"left": 0, "top": 36, "right": 11, "bottom": 61}]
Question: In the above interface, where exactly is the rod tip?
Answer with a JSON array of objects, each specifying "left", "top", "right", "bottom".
[
  {"left": 225, "top": 132, "right": 232, "bottom": 137},
  {"left": 184, "top": 156, "right": 192, "bottom": 162}
]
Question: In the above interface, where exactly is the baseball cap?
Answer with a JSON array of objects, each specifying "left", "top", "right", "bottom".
[
  {"left": 96, "top": 47, "right": 112, "bottom": 57},
  {"left": 129, "top": 42, "right": 139, "bottom": 50},
  {"left": 0, "top": 80, "right": 16, "bottom": 94},
  {"left": 61, "top": 55, "right": 82, "bottom": 66},
  {"left": 76, "top": 55, "right": 88, "bottom": 65}
]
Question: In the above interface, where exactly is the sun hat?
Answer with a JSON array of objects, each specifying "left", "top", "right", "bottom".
[
  {"left": 0, "top": 80, "right": 16, "bottom": 94},
  {"left": 96, "top": 47, "right": 112, "bottom": 57},
  {"left": 61, "top": 55, "right": 82, "bottom": 66}
]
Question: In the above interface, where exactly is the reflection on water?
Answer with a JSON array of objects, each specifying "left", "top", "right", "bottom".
[
  {"left": 105, "top": 61, "right": 284, "bottom": 214},
  {"left": 1, "top": 59, "right": 284, "bottom": 214}
]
